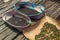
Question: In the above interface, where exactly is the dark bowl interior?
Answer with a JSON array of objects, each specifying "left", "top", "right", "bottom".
[{"left": 19, "top": 7, "right": 40, "bottom": 16}]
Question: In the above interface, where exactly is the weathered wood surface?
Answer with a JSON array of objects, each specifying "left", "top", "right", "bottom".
[{"left": 0, "top": 0, "right": 60, "bottom": 40}]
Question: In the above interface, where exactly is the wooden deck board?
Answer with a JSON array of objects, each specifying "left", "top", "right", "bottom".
[
  {"left": 0, "top": 28, "right": 13, "bottom": 40},
  {"left": 0, "top": 24, "right": 6, "bottom": 30},
  {"left": 51, "top": 7, "right": 60, "bottom": 19},
  {"left": 3, "top": 32, "right": 18, "bottom": 40},
  {"left": 0, "top": 0, "right": 60, "bottom": 40},
  {"left": 45, "top": 2, "right": 60, "bottom": 16},
  {"left": 14, "top": 34, "right": 24, "bottom": 40},
  {"left": 0, "top": 27, "right": 8, "bottom": 34},
  {"left": 44, "top": 0, "right": 55, "bottom": 8}
]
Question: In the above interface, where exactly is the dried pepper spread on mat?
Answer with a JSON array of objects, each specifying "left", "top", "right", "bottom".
[{"left": 35, "top": 22, "right": 60, "bottom": 40}]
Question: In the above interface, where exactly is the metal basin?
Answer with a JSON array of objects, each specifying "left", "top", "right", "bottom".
[
  {"left": 2, "top": 10, "right": 31, "bottom": 29},
  {"left": 14, "top": 2, "right": 45, "bottom": 20}
]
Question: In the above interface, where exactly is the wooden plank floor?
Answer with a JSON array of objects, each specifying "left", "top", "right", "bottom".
[{"left": 0, "top": 0, "right": 60, "bottom": 40}]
